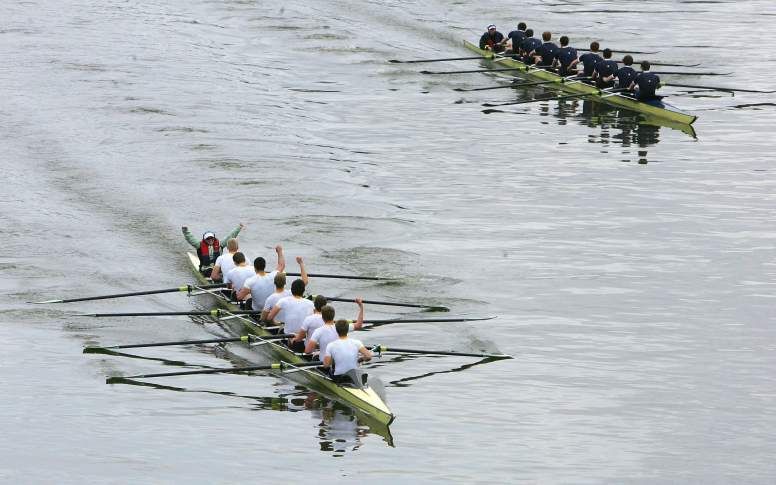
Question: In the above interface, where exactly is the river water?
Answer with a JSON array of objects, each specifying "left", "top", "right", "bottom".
[{"left": 2, "top": 0, "right": 775, "bottom": 483}]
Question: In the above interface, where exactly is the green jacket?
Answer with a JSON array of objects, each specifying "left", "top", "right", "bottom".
[{"left": 182, "top": 225, "right": 242, "bottom": 266}]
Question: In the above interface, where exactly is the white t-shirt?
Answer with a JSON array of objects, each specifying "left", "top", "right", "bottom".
[
  {"left": 225, "top": 265, "right": 254, "bottom": 293},
  {"left": 325, "top": 338, "right": 365, "bottom": 376},
  {"left": 263, "top": 289, "right": 291, "bottom": 312},
  {"left": 274, "top": 296, "right": 314, "bottom": 334},
  {"left": 300, "top": 314, "right": 324, "bottom": 345},
  {"left": 243, "top": 271, "right": 278, "bottom": 311},
  {"left": 214, "top": 251, "right": 237, "bottom": 280},
  {"left": 311, "top": 323, "right": 354, "bottom": 357}
]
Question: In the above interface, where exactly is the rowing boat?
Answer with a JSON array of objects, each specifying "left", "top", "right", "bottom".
[
  {"left": 186, "top": 252, "right": 396, "bottom": 427},
  {"left": 463, "top": 40, "right": 697, "bottom": 129}
]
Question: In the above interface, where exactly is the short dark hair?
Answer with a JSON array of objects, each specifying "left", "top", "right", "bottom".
[
  {"left": 542, "top": 31, "right": 551, "bottom": 41},
  {"left": 232, "top": 252, "right": 245, "bottom": 265},
  {"left": 314, "top": 295, "right": 327, "bottom": 311},
  {"left": 335, "top": 319, "right": 350, "bottom": 336},
  {"left": 290, "top": 278, "right": 305, "bottom": 296},
  {"left": 590, "top": 41, "right": 599, "bottom": 51},
  {"left": 253, "top": 257, "right": 266, "bottom": 271},
  {"left": 623, "top": 55, "right": 633, "bottom": 65},
  {"left": 525, "top": 28, "right": 534, "bottom": 37},
  {"left": 273, "top": 272, "right": 286, "bottom": 289},
  {"left": 603, "top": 48, "right": 612, "bottom": 59},
  {"left": 641, "top": 60, "right": 651, "bottom": 71},
  {"left": 517, "top": 22, "right": 526, "bottom": 30},
  {"left": 560, "top": 35, "right": 569, "bottom": 46},
  {"left": 321, "top": 305, "right": 335, "bottom": 322}
]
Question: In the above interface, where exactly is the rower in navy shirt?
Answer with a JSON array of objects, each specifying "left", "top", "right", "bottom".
[
  {"left": 555, "top": 36, "right": 578, "bottom": 76},
  {"left": 630, "top": 61, "right": 661, "bottom": 100},
  {"left": 519, "top": 29, "right": 542, "bottom": 65},
  {"left": 615, "top": 55, "right": 638, "bottom": 91},
  {"left": 479, "top": 24, "right": 505, "bottom": 52},
  {"left": 594, "top": 48, "right": 619, "bottom": 89},
  {"left": 533, "top": 31, "right": 559, "bottom": 68},
  {"left": 578, "top": 41, "right": 603, "bottom": 79},
  {"left": 506, "top": 22, "right": 527, "bottom": 55}
]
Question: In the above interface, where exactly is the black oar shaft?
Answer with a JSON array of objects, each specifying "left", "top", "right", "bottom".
[
  {"left": 112, "top": 361, "right": 323, "bottom": 380},
  {"left": 286, "top": 272, "right": 393, "bottom": 281},
  {"left": 102, "top": 336, "right": 248, "bottom": 350},
  {"left": 389, "top": 55, "right": 493, "bottom": 64},
  {"left": 666, "top": 83, "right": 774, "bottom": 93},
  {"left": 421, "top": 68, "right": 523, "bottom": 75},
  {"left": 320, "top": 296, "right": 447, "bottom": 310},
  {"left": 373, "top": 345, "right": 508, "bottom": 359},
  {"left": 33, "top": 283, "right": 226, "bottom": 304},
  {"left": 578, "top": 48, "right": 659, "bottom": 54},
  {"left": 361, "top": 317, "right": 494, "bottom": 324}
]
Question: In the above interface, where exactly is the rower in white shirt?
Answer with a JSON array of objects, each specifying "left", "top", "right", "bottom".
[
  {"left": 305, "top": 298, "right": 364, "bottom": 357},
  {"left": 223, "top": 252, "right": 254, "bottom": 300},
  {"left": 267, "top": 276, "right": 314, "bottom": 351},
  {"left": 292, "top": 295, "right": 327, "bottom": 348},
  {"left": 261, "top": 256, "right": 308, "bottom": 321},
  {"left": 323, "top": 316, "right": 372, "bottom": 383},
  {"left": 211, "top": 238, "right": 239, "bottom": 283},
  {"left": 236, "top": 245, "right": 285, "bottom": 312}
]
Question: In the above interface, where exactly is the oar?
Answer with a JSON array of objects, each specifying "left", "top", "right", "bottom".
[
  {"left": 388, "top": 55, "right": 493, "bottom": 64},
  {"left": 30, "top": 283, "right": 226, "bottom": 304},
  {"left": 653, "top": 71, "right": 732, "bottom": 76},
  {"left": 421, "top": 67, "right": 524, "bottom": 75},
  {"left": 286, "top": 272, "right": 395, "bottom": 281},
  {"left": 107, "top": 361, "right": 323, "bottom": 383},
  {"left": 483, "top": 90, "right": 594, "bottom": 108},
  {"left": 577, "top": 47, "right": 659, "bottom": 55},
  {"left": 84, "top": 334, "right": 295, "bottom": 354},
  {"left": 454, "top": 78, "right": 563, "bottom": 92},
  {"left": 371, "top": 345, "right": 510, "bottom": 359},
  {"left": 638, "top": 61, "right": 701, "bottom": 68},
  {"left": 314, "top": 295, "right": 449, "bottom": 312},
  {"left": 664, "top": 83, "right": 776, "bottom": 94},
  {"left": 359, "top": 316, "right": 495, "bottom": 325}
]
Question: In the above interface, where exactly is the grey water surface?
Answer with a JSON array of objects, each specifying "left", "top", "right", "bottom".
[{"left": 2, "top": 0, "right": 775, "bottom": 483}]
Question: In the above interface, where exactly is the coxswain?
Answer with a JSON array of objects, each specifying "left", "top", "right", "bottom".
[
  {"left": 479, "top": 25, "right": 505, "bottom": 52},
  {"left": 261, "top": 257, "right": 307, "bottom": 321},
  {"left": 322, "top": 318, "right": 372, "bottom": 383},
  {"left": 505, "top": 22, "right": 527, "bottom": 54},
  {"left": 182, "top": 223, "right": 243, "bottom": 276},
  {"left": 236, "top": 245, "right": 285, "bottom": 312},
  {"left": 554, "top": 36, "right": 578, "bottom": 76},
  {"left": 266, "top": 275, "right": 315, "bottom": 351},
  {"left": 630, "top": 61, "right": 661, "bottom": 101},
  {"left": 615, "top": 55, "right": 638, "bottom": 91},
  {"left": 292, "top": 295, "right": 328, "bottom": 348},
  {"left": 593, "top": 48, "right": 619, "bottom": 89},
  {"left": 305, "top": 299, "right": 365, "bottom": 357},
  {"left": 211, "top": 238, "right": 239, "bottom": 282},
  {"left": 223, "top": 252, "right": 254, "bottom": 300},
  {"left": 578, "top": 41, "right": 603, "bottom": 79},
  {"left": 519, "top": 29, "right": 541, "bottom": 65},
  {"left": 533, "top": 31, "right": 559, "bottom": 68}
]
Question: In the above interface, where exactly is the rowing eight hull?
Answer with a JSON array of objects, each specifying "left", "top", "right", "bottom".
[
  {"left": 186, "top": 252, "right": 395, "bottom": 426},
  {"left": 462, "top": 40, "right": 697, "bottom": 126}
]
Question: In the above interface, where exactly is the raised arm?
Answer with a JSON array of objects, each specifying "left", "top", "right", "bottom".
[
  {"left": 296, "top": 256, "right": 308, "bottom": 285},
  {"left": 181, "top": 226, "right": 199, "bottom": 248},
  {"left": 275, "top": 245, "right": 286, "bottom": 273},
  {"left": 222, "top": 223, "right": 245, "bottom": 245},
  {"left": 352, "top": 297, "right": 365, "bottom": 331}
]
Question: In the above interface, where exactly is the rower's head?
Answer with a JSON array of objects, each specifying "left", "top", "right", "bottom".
[
  {"left": 335, "top": 319, "right": 350, "bottom": 337},
  {"left": 542, "top": 31, "right": 551, "bottom": 42},
  {"left": 290, "top": 278, "right": 305, "bottom": 297},
  {"left": 517, "top": 22, "right": 527, "bottom": 31},
  {"left": 525, "top": 28, "right": 534, "bottom": 38},
  {"left": 590, "top": 41, "right": 599, "bottom": 52},
  {"left": 603, "top": 48, "right": 613, "bottom": 59},
  {"left": 560, "top": 35, "right": 569, "bottom": 47},
  {"left": 314, "top": 295, "right": 327, "bottom": 312},
  {"left": 274, "top": 272, "right": 286, "bottom": 289},
  {"left": 232, "top": 252, "right": 246, "bottom": 265},
  {"left": 623, "top": 55, "right": 633, "bottom": 66},
  {"left": 322, "top": 304, "right": 335, "bottom": 323},
  {"left": 202, "top": 232, "right": 216, "bottom": 244},
  {"left": 641, "top": 60, "right": 651, "bottom": 72},
  {"left": 253, "top": 256, "right": 266, "bottom": 272},
  {"left": 487, "top": 24, "right": 496, "bottom": 33},
  {"left": 226, "top": 238, "right": 238, "bottom": 252}
]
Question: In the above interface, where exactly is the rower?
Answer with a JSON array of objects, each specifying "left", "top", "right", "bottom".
[
  {"left": 578, "top": 41, "right": 603, "bottom": 80},
  {"left": 479, "top": 25, "right": 505, "bottom": 52},
  {"left": 223, "top": 252, "right": 254, "bottom": 301},
  {"left": 292, "top": 295, "right": 328, "bottom": 348},
  {"left": 305, "top": 299, "right": 365, "bottom": 357},
  {"left": 630, "top": 61, "right": 661, "bottom": 101},
  {"left": 261, "top": 272, "right": 291, "bottom": 321},
  {"left": 615, "top": 55, "right": 638, "bottom": 91},
  {"left": 505, "top": 22, "right": 527, "bottom": 55},
  {"left": 211, "top": 238, "right": 239, "bottom": 282},
  {"left": 323, "top": 318, "right": 372, "bottom": 384},
  {"left": 266, "top": 276, "right": 315, "bottom": 352},
  {"left": 593, "top": 48, "right": 618, "bottom": 89},
  {"left": 533, "top": 31, "right": 559, "bottom": 68},
  {"left": 182, "top": 223, "right": 244, "bottom": 277},
  {"left": 519, "top": 29, "right": 541, "bottom": 65},
  {"left": 236, "top": 245, "right": 285, "bottom": 313},
  {"left": 554, "top": 36, "right": 578, "bottom": 77}
]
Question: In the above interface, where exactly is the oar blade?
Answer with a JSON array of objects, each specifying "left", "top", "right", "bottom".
[{"left": 29, "top": 299, "right": 65, "bottom": 304}]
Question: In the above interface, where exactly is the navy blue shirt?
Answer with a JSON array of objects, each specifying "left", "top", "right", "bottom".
[
  {"left": 535, "top": 42, "right": 559, "bottom": 66},
  {"left": 596, "top": 59, "right": 619, "bottom": 78},
  {"left": 507, "top": 30, "right": 526, "bottom": 51},
  {"left": 479, "top": 31, "right": 505, "bottom": 50},
  {"left": 579, "top": 52, "right": 602, "bottom": 77},
  {"left": 635, "top": 72, "right": 661, "bottom": 99},
  {"left": 556, "top": 46, "right": 578, "bottom": 71},
  {"left": 615, "top": 66, "right": 637, "bottom": 89},
  {"left": 520, "top": 37, "right": 542, "bottom": 54}
]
